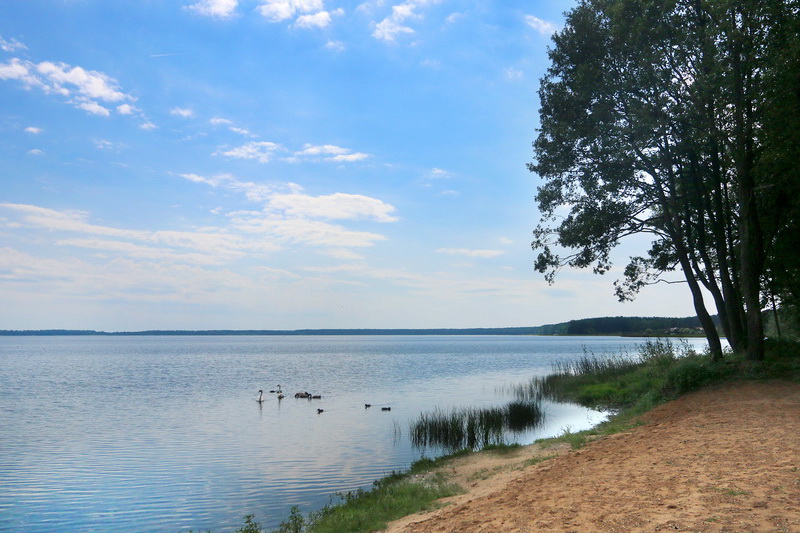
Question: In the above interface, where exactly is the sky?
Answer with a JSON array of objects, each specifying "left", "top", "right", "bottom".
[{"left": 0, "top": 0, "right": 699, "bottom": 331}]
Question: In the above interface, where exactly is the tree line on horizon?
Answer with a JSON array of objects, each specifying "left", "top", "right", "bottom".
[
  {"left": 0, "top": 315, "right": 710, "bottom": 337},
  {"left": 531, "top": 0, "right": 799, "bottom": 361}
]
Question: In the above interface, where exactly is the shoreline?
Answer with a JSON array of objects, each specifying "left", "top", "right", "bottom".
[{"left": 382, "top": 380, "right": 800, "bottom": 532}]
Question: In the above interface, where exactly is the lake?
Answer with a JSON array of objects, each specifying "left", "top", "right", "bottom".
[{"left": 0, "top": 335, "right": 709, "bottom": 532}]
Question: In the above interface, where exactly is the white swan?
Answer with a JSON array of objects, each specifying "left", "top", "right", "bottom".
[{"left": 257, "top": 390, "right": 265, "bottom": 403}]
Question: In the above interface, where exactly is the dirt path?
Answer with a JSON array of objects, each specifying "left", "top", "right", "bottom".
[{"left": 386, "top": 381, "right": 800, "bottom": 532}]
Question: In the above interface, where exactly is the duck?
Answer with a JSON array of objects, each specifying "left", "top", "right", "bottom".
[
  {"left": 317, "top": 408, "right": 324, "bottom": 414},
  {"left": 364, "top": 403, "right": 372, "bottom": 409},
  {"left": 381, "top": 407, "right": 391, "bottom": 411}
]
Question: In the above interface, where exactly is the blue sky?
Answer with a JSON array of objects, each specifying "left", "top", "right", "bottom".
[{"left": 0, "top": 0, "right": 697, "bottom": 331}]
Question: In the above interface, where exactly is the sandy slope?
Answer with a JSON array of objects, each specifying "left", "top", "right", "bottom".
[{"left": 386, "top": 381, "right": 800, "bottom": 532}]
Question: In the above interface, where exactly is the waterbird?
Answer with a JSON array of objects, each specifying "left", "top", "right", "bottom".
[
  {"left": 364, "top": 403, "right": 372, "bottom": 409},
  {"left": 257, "top": 390, "right": 265, "bottom": 403},
  {"left": 317, "top": 408, "right": 324, "bottom": 414},
  {"left": 381, "top": 407, "right": 391, "bottom": 411}
]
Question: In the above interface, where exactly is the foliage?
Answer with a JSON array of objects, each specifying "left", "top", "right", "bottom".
[
  {"left": 565, "top": 315, "right": 705, "bottom": 336},
  {"left": 531, "top": 0, "right": 800, "bottom": 361}
]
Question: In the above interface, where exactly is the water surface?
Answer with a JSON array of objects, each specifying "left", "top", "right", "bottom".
[{"left": 0, "top": 335, "right": 708, "bottom": 532}]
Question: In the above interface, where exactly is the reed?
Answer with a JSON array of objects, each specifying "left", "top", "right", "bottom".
[{"left": 409, "top": 400, "right": 545, "bottom": 450}]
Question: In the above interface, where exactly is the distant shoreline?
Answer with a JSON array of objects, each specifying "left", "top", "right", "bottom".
[
  {"left": 0, "top": 315, "right": 712, "bottom": 337},
  {"left": 0, "top": 327, "right": 556, "bottom": 336}
]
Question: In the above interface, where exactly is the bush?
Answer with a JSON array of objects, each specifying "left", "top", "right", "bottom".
[{"left": 663, "top": 356, "right": 728, "bottom": 396}]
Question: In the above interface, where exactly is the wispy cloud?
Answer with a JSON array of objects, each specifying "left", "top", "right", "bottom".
[
  {"left": 0, "top": 58, "right": 137, "bottom": 116},
  {"left": 325, "top": 40, "right": 345, "bottom": 52},
  {"left": 524, "top": 15, "right": 558, "bottom": 37},
  {"left": 25, "top": 126, "right": 42, "bottom": 134},
  {"left": 267, "top": 191, "right": 398, "bottom": 222},
  {"left": 180, "top": 172, "right": 275, "bottom": 202},
  {"left": 0, "top": 35, "right": 27, "bottom": 52},
  {"left": 186, "top": 0, "right": 239, "bottom": 19},
  {"left": 0, "top": 202, "right": 280, "bottom": 265},
  {"left": 436, "top": 248, "right": 505, "bottom": 258},
  {"left": 176, "top": 174, "right": 397, "bottom": 248},
  {"left": 290, "top": 144, "right": 370, "bottom": 163},
  {"left": 216, "top": 141, "right": 284, "bottom": 163},
  {"left": 170, "top": 107, "right": 195, "bottom": 118},
  {"left": 372, "top": 0, "right": 441, "bottom": 42},
  {"left": 210, "top": 117, "right": 256, "bottom": 136}
]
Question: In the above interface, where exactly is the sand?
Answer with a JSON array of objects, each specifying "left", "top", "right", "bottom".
[{"left": 385, "top": 381, "right": 800, "bottom": 532}]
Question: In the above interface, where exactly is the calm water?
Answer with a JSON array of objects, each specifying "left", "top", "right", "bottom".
[{"left": 0, "top": 335, "right": 709, "bottom": 532}]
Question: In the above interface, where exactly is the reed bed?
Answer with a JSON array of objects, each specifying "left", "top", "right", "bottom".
[{"left": 409, "top": 401, "right": 545, "bottom": 450}]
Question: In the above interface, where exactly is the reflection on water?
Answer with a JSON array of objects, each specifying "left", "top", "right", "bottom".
[{"left": 0, "top": 335, "right": 709, "bottom": 532}]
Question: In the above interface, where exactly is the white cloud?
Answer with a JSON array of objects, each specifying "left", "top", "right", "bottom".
[
  {"left": 217, "top": 141, "right": 284, "bottom": 163},
  {"left": 428, "top": 167, "right": 452, "bottom": 179},
  {"left": 436, "top": 248, "right": 505, "bottom": 258},
  {"left": 504, "top": 67, "right": 523, "bottom": 80},
  {"left": 525, "top": 15, "right": 558, "bottom": 37},
  {"left": 1, "top": 203, "right": 280, "bottom": 263},
  {"left": 444, "top": 12, "right": 464, "bottom": 25},
  {"left": 210, "top": 117, "right": 255, "bottom": 136},
  {"left": 170, "top": 107, "right": 195, "bottom": 118},
  {"left": 230, "top": 126, "right": 254, "bottom": 136},
  {"left": 186, "top": 0, "right": 239, "bottom": 18},
  {"left": 0, "top": 36, "right": 27, "bottom": 52},
  {"left": 140, "top": 121, "right": 158, "bottom": 130},
  {"left": 268, "top": 191, "right": 398, "bottom": 222},
  {"left": 325, "top": 40, "right": 345, "bottom": 51},
  {"left": 179, "top": 172, "right": 274, "bottom": 202},
  {"left": 297, "top": 144, "right": 350, "bottom": 156},
  {"left": 77, "top": 101, "right": 110, "bottom": 116},
  {"left": 25, "top": 126, "right": 42, "bottom": 134},
  {"left": 229, "top": 213, "right": 388, "bottom": 248},
  {"left": 177, "top": 175, "right": 397, "bottom": 248},
  {"left": 116, "top": 103, "right": 137, "bottom": 115},
  {"left": 295, "top": 11, "right": 332, "bottom": 28},
  {"left": 372, "top": 0, "right": 441, "bottom": 42},
  {"left": 290, "top": 144, "right": 370, "bottom": 163},
  {"left": 36, "top": 61, "right": 129, "bottom": 102},
  {"left": 0, "top": 57, "right": 136, "bottom": 116},
  {"left": 257, "top": 0, "right": 324, "bottom": 23},
  {"left": 329, "top": 152, "right": 369, "bottom": 162},
  {"left": 27, "top": 149, "right": 44, "bottom": 156},
  {"left": 499, "top": 237, "right": 514, "bottom": 245}
]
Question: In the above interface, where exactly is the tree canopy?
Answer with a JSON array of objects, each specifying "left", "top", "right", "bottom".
[{"left": 530, "top": 0, "right": 800, "bottom": 361}]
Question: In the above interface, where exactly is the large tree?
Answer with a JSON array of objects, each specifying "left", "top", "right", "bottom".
[{"left": 530, "top": 0, "right": 800, "bottom": 361}]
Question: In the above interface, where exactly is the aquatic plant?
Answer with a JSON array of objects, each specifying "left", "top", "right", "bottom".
[{"left": 409, "top": 400, "right": 545, "bottom": 450}]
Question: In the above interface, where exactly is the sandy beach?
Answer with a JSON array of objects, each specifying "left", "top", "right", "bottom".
[{"left": 386, "top": 381, "right": 800, "bottom": 532}]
